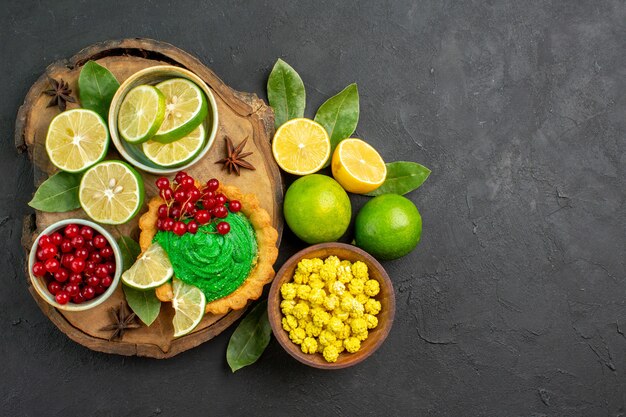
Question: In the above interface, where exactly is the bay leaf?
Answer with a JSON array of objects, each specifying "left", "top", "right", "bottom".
[
  {"left": 28, "top": 171, "right": 81, "bottom": 212},
  {"left": 366, "top": 161, "right": 431, "bottom": 196},
  {"left": 78, "top": 60, "right": 120, "bottom": 119},
  {"left": 116, "top": 236, "right": 141, "bottom": 273},
  {"left": 267, "top": 59, "right": 306, "bottom": 129},
  {"left": 314, "top": 83, "right": 359, "bottom": 166},
  {"left": 226, "top": 300, "right": 271, "bottom": 372},
  {"left": 123, "top": 284, "right": 161, "bottom": 326}
]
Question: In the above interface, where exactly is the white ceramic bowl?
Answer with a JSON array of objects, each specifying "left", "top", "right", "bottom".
[
  {"left": 108, "top": 65, "right": 219, "bottom": 175},
  {"left": 28, "top": 219, "right": 122, "bottom": 312}
]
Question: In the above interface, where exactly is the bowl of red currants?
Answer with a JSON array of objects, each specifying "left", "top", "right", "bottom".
[{"left": 28, "top": 219, "right": 122, "bottom": 311}]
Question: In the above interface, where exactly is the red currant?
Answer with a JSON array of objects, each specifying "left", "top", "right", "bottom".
[
  {"left": 188, "top": 187, "right": 201, "bottom": 202},
  {"left": 217, "top": 222, "right": 230, "bottom": 235},
  {"left": 105, "top": 262, "right": 115, "bottom": 274},
  {"left": 174, "top": 188, "right": 187, "bottom": 203},
  {"left": 69, "top": 259, "right": 85, "bottom": 274},
  {"left": 156, "top": 218, "right": 165, "bottom": 231},
  {"left": 80, "top": 226, "right": 94, "bottom": 240},
  {"left": 180, "top": 176, "right": 195, "bottom": 189},
  {"left": 53, "top": 268, "right": 69, "bottom": 283},
  {"left": 213, "top": 206, "right": 228, "bottom": 219},
  {"left": 93, "top": 235, "right": 107, "bottom": 249},
  {"left": 61, "top": 254, "right": 75, "bottom": 269},
  {"left": 187, "top": 221, "right": 199, "bottom": 234},
  {"left": 101, "top": 276, "right": 113, "bottom": 288},
  {"left": 38, "top": 235, "right": 51, "bottom": 247},
  {"left": 206, "top": 178, "right": 219, "bottom": 192},
  {"left": 195, "top": 210, "right": 211, "bottom": 225},
  {"left": 32, "top": 262, "right": 46, "bottom": 277},
  {"left": 156, "top": 177, "right": 170, "bottom": 190},
  {"left": 42, "top": 244, "right": 58, "bottom": 260},
  {"left": 69, "top": 273, "right": 83, "bottom": 285},
  {"left": 47, "top": 281, "right": 62, "bottom": 295},
  {"left": 229, "top": 200, "right": 242, "bottom": 212},
  {"left": 158, "top": 204, "right": 168, "bottom": 218},
  {"left": 74, "top": 248, "right": 89, "bottom": 259},
  {"left": 82, "top": 286, "right": 96, "bottom": 300},
  {"left": 94, "top": 284, "right": 106, "bottom": 295},
  {"left": 84, "top": 260, "right": 97, "bottom": 276},
  {"left": 84, "top": 239, "right": 96, "bottom": 252},
  {"left": 71, "top": 235, "right": 85, "bottom": 248},
  {"left": 170, "top": 206, "right": 182, "bottom": 219},
  {"left": 65, "top": 284, "right": 80, "bottom": 297},
  {"left": 50, "top": 232, "right": 63, "bottom": 246},
  {"left": 88, "top": 252, "right": 102, "bottom": 263},
  {"left": 64, "top": 224, "right": 80, "bottom": 238},
  {"left": 55, "top": 291, "right": 70, "bottom": 305},
  {"left": 95, "top": 265, "right": 109, "bottom": 279},
  {"left": 163, "top": 218, "right": 175, "bottom": 231},
  {"left": 36, "top": 248, "right": 46, "bottom": 261},
  {"left": 60, "top": 239, "right": 73, "bottom": 253},
  {"left": 203, "top": 190, "right": 215, "bottom": 199},
  {"left": 203, "top": 197, "right": 216, "bottom": 210},
  {"left": 44, "top": 258, "right": 60, "bottom": 274},
  {"left": 100, "top": 246, "right": 113, "bottom": 259},
  {"left": 173, "top": 221, "right": 187, "bottom": 236},
  {"left": 215, "top": 193, "right": 227, "bottom": 205},
  {"left": 72, "top": 292, "right": 85, "bottom": 304},
  {"left": 175, "top": 171, "right": 189, "bottom": 184},
  {"left": 183, "top": 201, "right": 195, "bottom": 214},
  {"left": 87, "top": 275, "right": 101, "bottom": 286},
  {"left": 160, "top": 187, "right": 173, "bottom": 201}
]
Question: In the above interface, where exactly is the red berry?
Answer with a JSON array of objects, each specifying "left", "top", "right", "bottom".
[
  {"left": 60, "top": 239, "right": 73, "bottom": 253},
  {"left": 32, "top": 262, "right": 46, "bottom": 277},
  {"left": 183, "top": 201, "right": 195, "bottom": 214},
  {"left": 87, "top": 275, "right": 101, "bottom": 287},
  {"left": 61, "top": 254, "right": 75, "bottom": 269},
  {"left": 202, "top": 197, "right": 216, "bottom": 210},
  {"left": 100, "top": 246, "right": 113, "bottom": 259},
  {"left": 42, "top": 244, "right": 58, "bottom": 260},
  {"left": 101, "top": 276, "right": 113, "bottom": 288},
  {"left": 206, "top": 178, "right": 219, "bottom": 192},
  {"left": 175, "top": 171, "right": 188, "bottom": 184},
  {"left": 174, "top": 188, "right": 187, "bottom": 203},
  {"left": 39, "top": 235, "right": 51, "bottom": 247},
  {"left": 173, "top": 221, "right": 187, "bottom": 236},
  {"left": 180, "top": 176, "right": 195, "bottom": 189},
  {"left": 47, "top": 281, "right": 62, "bottom": 295},
  {"left": 105, "top": 262, "right": 115, "bottom": 274},
  {"left": 71, "top": 235, "right": 85, "bottom": 248},
  {"left": 156, "top": 177, "right": 170, "bottom": 190},
  {"left": 195, "top": 210, "right": 211, "bottom": 225},
  {"left": 188, "top": 187, "right": 201, "bottom": 202},
  {"left": 163, "top": 218, "right": 175, "bottom": 231},
  {"left": 74, "top": 248, "right": 89, "bottom": 259},
  {"left": 158, "top": 204, "right": 168, "bottom": 218},
  {"left": 156, "top": 218, "right": 165, "bottom": 231},
  {"left": 187, "top": 221, "right": 199, "bottom": 234},
  {"left": 69, "top": 273, "right": 83, "bottom": 285},
  {"left": 213, "top": 206, "right": 228, "bottom": 219},
  {"left": 65, "top": 284, "right": 80, "bottom": 297},
  {"left": 64, "top": 224, "right": 80, "bottom": 238},
  {"left": 84, "top": 260, "right": 97, "bottom": 276},
  {"left": 82, "top": 286, "right": 96, "bottom": 300},
  {"left": 55, "top": 291, "right": 70, "bottom": 305},
  {"left": 84, "top": 239, "right": 96, "bottom": 252},
  {"left": 217, "top": 222, "right": 230, "bottom": 235},
  {"left": 72, "top": 292, "right": 85, "bottom": 304},
  {"left": 94, "top": 284, "right": 106, "bottom": 295},
  {"left": 229, "top": 200, "right": 242, "bottom": 212},
  {"left": 203, "top": 190, "right": 215, "bottom": 199},
  {"left": 70, "top": 259, "right": 85, "bottom": 274},
  {"left": 160, "top": 188, "right": 173, "bottom": 201},
  {"left": 170, "top": 205, "right": 182, "bottom": 219},
  {"left": 88, "top": 252, "right": 102, "bottom": 263},
  {"left": 93, "top": 235, "right": 107, "bottom": 249},
  {"left": 44, "top": 258, "right": 60, "bottom": 274},
  {"left": 95, "top": 265, "right": 109, "bottom": 279},
  {"left": 50, "top": 232, "right": 63, "bottom": 246},
  {"left": 215, "top": 193, "right": 227, "bottom": 205},
  {"left": 53, "top": 268, "right": 69, "bottom": 283},
  {"left": 36, "top": 248, "right": 46, "bottom": 261},
  {"left": 80, "top": 227, "right": 94, "bottom": 241}
]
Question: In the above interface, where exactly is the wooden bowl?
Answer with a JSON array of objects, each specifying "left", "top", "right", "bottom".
[{"left": 268, "top": 243, "right": 395, "bottom": 369}]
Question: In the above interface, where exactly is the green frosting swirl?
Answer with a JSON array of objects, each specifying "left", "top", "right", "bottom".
[{"left": 153, "top": 212, "right": 257, "bottom": 302}]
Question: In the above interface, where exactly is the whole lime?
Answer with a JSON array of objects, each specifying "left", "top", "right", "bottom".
[
  {"left": 355, "top": 194, "right": 422, "bottom": 260},
  {"left": 283, "top": 174, "right": 351, "bottom": 244}
]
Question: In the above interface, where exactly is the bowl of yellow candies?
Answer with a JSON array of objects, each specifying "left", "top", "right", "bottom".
[{"left": 268, "top": 243, "right": 395, "bottom": 369}]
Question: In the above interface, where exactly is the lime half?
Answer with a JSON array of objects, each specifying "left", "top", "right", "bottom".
[
  {"left": 79, "top": 160, "right": 145, "bottom": 224},
  {"left": 46, "top": 109, "right": 109, "bottom": 173},
  {"left": 117, "top": 85, "right": 166, "bottom": 143},
  {"left": 172, "top": 278, "right": 206, "bottom": 338},
  {"left": 122, "top": 242, "right": 173, "bottom": 289},
  {"left": 152, "top": 78, "right": 208, "bottom": 143},
  {"left": 142, "top": 124, "right": 205, "bottom": 167}
]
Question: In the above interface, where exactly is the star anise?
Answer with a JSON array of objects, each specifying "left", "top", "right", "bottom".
[
  {"left": 99, "top": 302, "right": 140, "bottom": 341},
  {"left": 215, "top": 136, "right": 256, "bottom": 175},
  {"left": 43, "top": 76, "right": 76, "bottom": 111}
]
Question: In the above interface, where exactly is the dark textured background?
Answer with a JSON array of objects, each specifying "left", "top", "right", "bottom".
[{"left": 2, "top": 1, "right": 625, "bottom": 416}]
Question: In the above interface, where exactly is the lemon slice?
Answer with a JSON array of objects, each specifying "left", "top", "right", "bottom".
[
  {"left": 117, "top": 85, "right": 166, "bottom": 143},
  {"left": 152, "top": 78, "right": 208, "bottom": 143},
  {"left": 272, "top": 118, "right": 330, "bottom": 175},
  {"left": 171, "top": 278, "right": 206, "bottom": 338},
  {"left": 79, "top": 160, "right": 145, "bottom": 224},
  {"left": 121, "top": 242, "right": 173, "bottom": 289},
  {"left": 331, "top": 138, "right": 386, "bottom": 194},
  {"left": 46, "top": 109, "right": 109, "bottom": 173},
  {"left": 142, "top": 124, "right": 205, "bottom": 167}
]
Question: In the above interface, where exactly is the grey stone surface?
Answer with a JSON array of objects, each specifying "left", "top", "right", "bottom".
[{"left": 1, "top": 0, "right": 625, "bottom": 416}]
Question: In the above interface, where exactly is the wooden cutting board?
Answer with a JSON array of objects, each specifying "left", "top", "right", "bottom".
[{"left": 15, "top": 38, "right": 283, "bottom": 358}]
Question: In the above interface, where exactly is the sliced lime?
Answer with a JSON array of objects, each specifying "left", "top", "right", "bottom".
[
  {"left": 46, "top": 109, "right": 109, "bottom": 173},
  {"left": 172, "top": 278, "right": 206, "bottom": 338},
  {"left": 121, "top": 242, "right": 173, "bottom": 289},
  {"left": 117, "top": 85, "right": 166, "bottom": 143},
  {"left": 142, "top": 124, "right": 205, "bottom": 167}
]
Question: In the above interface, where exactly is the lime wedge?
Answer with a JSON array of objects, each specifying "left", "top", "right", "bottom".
[
  {"left": 79, "top": 160, "right": 145, "bottom": 224},
  {"left": 46, "top": 109, "right": 109, "bottom": 173},
  {"left": 117, "top": 85, "right": 166, "bottom": 143},
  {"left": 171, "top": 278, "right": 206, "bottom": 337},
  {"left": 142, "top": 124, "right": 205, "bottom": 167},
  {"left": 121, "top": 242, "right": 173, "bottom": 289},
  {"left": 152, "top": 78, "right": 208, "bottom": 143}
]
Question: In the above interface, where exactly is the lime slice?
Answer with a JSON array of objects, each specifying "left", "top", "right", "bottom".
[
  {"left": 121, "top": 242, "right": 173, "bottom": 289},
  {"left": 117, "top": 85, "right": 166, "bottom": 143},
  {"left": 171, "top": 278, "right": 206, "bottom": 337},
  {"left": 79, "top": 160, "right": 145, "bottom": 224},
  {"left": 152, "top": 78, "right": 208, "bottom": 143},
  {"left": 142, "top": 124, "right": 205, "bottom": 167},
  {"left": 46, "top": 109, "right": 109, "bottom": 173}
]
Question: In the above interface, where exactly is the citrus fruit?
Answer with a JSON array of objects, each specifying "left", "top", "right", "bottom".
[
  {"left": 117, "top": 85, "right": 166, "bottom": 143},
  {"left": 332, "top": 138, "right": 386, "bottom": 194},
  {"left": 272, "top": 118, "right": 330, "bottom": 175},
  {"left": 45, "top": 109, "right": 109, "bottom": 173},
  {"left": 283, "top": 174, "right": 351, "bottom": 244},
  {"left": 121, "top": 242, "right": 173, "bottom": 289},
  {"left": 79, "top": 160, "right": 145, "bottom": 224},
  {"left": 355, "top": 194, "right": 422, "bottom": 260},
  {"left": 171, "top": 278, "right": 206, "bottom": 337},
  {"left": 152, "top": 78, "right": 208, "bottom": 143},
  {"left": 142, "top": 124, "right": 205, "bottom": 167}
]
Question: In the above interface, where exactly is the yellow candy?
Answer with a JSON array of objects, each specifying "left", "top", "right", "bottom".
[
  {"left": 327, "top": 316, "right": 344, "bottom": 333},
  {"left": 312, "top": 309, "right": 330, "bottom": 327},
  {"left": 301, "top": 337, "right": 318, "bottom": 354},
  {"left": 292, "top": 302, "right": 310, "bottom": 319},
  {"left": 350, "top": 317, "right": 368, "bottom": 334},
  {"left": 280, "top": 299, "right": 296, "bottom": 315},
  {"left": 344, "top": 337, "right": 361, "bottom": 353},
  {"left": 305, "top": 322, "right": 322, "bottom": 337},
  {"left": 336, "top": 323, "right": 351, "bottom": 340},
  {"left": 355, "top": 293, "right": 369, "bottom": 305},
  {"left": 325, "top": 255, "right": 341, "bottom": 268},
  {"left": 333, "top": 308, "right": 349, "bottom": 322},
  {"left": 323, "top": 345, "right": 339, "bottom": 362},
  {"left": 289, "top": 328, "right": 306, "bottom": 344},
  {"left": 296, "top": 285, "right": 311, "bottom": 300},
  {"left": 364, "top": 279, "right": 380, "bottom": 296},
  {"left": 329, "top": 281, "right": 346, "bottom": 296},
  {"left": 364, "top": 299, "right": 382, "bottom": 315},
  {"left": 309, "top": 277, "right": 325, "bottom": 289},
  {"left": 354, "top": 330, "right": 369, "bottom": 341},
  {"left": 348, "top": 279, "right": 364, "bottom": 295},
  {"left": 318, "top": 330, "right": 336, "bottom": 346},
  {"left": 319, "top": 263, "right": 337, "bottom": 281},
  {"left": 364, "top": 314, "right": 378, "bottom": 329},
  {"left": 351, "top": 261, "right": 369, "bottom": 280},
  {"left": 323, "top": 294, "right": 339, "bottom": 311}
]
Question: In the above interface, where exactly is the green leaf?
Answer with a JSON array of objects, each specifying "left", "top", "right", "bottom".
[
  {"left": 123, "top": 284, "right": 161, "bottom": 326},
  {"left": 267, "top": 59, "right": 306, "bottom": 129},
  {"left": 28, "top": 171, "right": 81, "bottom": 212},
  {"left": 314, "top": 83, "right": 359, "bottom": 166},
  {"left": 116, "top": 236, "right": 141, "bottom": 273},
  {"left": 226, "top": 300, "right": 272, "bottom": 372},
  {"left": 78, "top": 60, "right": 120, "bottom": 119},
  {"left": 366, "top": 161, "right": 431, "bottom": 196}
]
